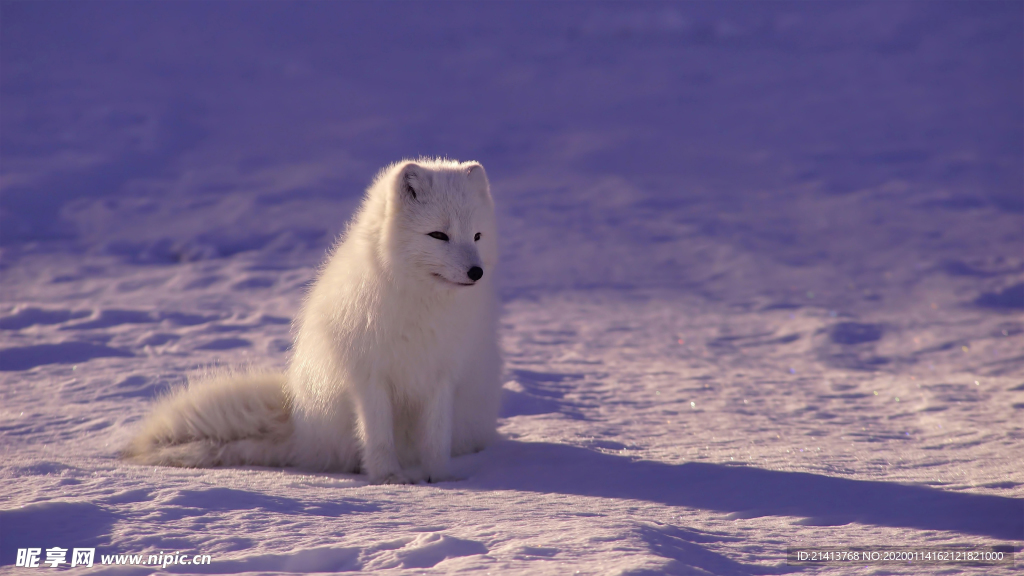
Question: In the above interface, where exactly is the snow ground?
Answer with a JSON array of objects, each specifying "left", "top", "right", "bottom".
[{"left": 1, "top": 1, "right": 1022, "bottom": 574}]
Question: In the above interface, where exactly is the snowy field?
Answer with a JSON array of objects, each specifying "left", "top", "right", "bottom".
[{"left": 1, "top": 1, "right": 1022, "bottom": 574}]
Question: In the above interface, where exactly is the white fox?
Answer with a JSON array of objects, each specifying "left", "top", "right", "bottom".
[{"left": 124, "top": 159, "right": 502, "bottom": 484}]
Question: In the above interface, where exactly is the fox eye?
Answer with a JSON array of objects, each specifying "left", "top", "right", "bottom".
[
  {"left": 474, "top": 233, "right": 481, "bottom": 241},
  {"left": 427, "top": 231, "right": 449, "bottom": 242}
]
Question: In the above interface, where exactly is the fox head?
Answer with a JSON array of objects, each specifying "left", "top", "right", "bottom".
[{"left": 381, "top": 159, "right": 498, "bottom": 290}]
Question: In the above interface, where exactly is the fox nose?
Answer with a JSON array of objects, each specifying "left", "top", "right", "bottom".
[{"left": 467, "top": 266, "right": 483, "bottom": 282}]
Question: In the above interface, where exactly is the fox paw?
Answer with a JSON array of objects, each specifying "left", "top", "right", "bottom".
[
  {"left": 370, "top": 471, "right": 414, "bottom": 485},
  {"left": 424, "top": 470, "right": 461, "bottom": 484}
]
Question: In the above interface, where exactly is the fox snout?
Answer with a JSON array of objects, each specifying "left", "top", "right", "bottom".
[{"left": 452, "top": 243, "right": 484, "bottom": 285}]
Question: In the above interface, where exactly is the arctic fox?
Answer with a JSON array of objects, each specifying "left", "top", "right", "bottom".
[{"left": 124, "top": 159, "right": 502, "bottom": 484}]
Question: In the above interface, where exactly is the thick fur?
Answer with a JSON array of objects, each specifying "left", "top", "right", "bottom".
[
  {"left": 123, "top": 159, "right": 502, "bottom": 484},
  {"left": 122, "top": 371, "right": 294, "bottom": 468}
]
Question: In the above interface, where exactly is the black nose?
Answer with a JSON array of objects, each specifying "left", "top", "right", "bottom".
[{"left": 467, "top": 266, "right": 483, "bottom": 282}]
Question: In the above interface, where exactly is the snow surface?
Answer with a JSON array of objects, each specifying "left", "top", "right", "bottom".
[{"left": 1, "top": 1, "right": 1022, "bottom": 574}]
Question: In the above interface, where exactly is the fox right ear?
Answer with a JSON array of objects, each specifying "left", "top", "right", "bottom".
[{"left": 397, "top": 162, "right": 429, "bottom": 202}]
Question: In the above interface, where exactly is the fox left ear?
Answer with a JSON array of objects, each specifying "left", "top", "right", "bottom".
[{"left": 466, "top": 163, "right": 490, "bottom": 196}]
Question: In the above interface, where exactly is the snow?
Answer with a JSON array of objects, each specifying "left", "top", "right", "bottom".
[{"left": 1, "top": 1, "right": 1022, "bottom": 574}]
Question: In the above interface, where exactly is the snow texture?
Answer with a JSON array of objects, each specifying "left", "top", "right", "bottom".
[{"left": 1, "top": 1, "right": 1022, "bottom": 574}]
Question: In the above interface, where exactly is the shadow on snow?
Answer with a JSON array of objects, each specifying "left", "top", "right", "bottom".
[{"left": 470, "top": 441, "right": 1023, "bottom": 542}]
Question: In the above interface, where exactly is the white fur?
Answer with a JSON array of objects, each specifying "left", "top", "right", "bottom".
[{"left": 124, "top": 159, "right": 503, "bottom": 484}]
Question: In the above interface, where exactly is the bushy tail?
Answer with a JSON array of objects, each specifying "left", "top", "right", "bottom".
[{"left": 122, "top": 370, "right": 295, "bottom": 468}]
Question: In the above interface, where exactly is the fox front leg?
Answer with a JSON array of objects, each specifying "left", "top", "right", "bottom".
[
  {"left": 354, "top": 383, "right": 411, "bottom": 485},
  {"left": 418, "top": 383, "right": 455, "bottom": 483}
]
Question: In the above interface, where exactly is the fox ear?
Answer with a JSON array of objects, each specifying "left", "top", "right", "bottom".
[
  {"left": 466, "top": 163, "right": 490, "bottom": 195},
  {"left": 397, "top": 162, "right": 430, "bottom": 202}
]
